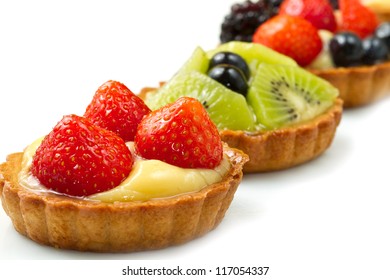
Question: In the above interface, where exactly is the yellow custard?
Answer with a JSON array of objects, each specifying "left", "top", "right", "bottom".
[
  {"left": 18, "top": 138, "right": 231, "bottom": 202},
  {"left": 362, "top": 0, "right": 390, "bottom": 10}
]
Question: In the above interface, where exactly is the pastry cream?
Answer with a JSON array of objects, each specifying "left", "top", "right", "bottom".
[
  {"left": 18, "top": 138, "right": 230, "bottom": 202},
  {"left": 362, "top": 0, "right": 390, "bottom": 11}
]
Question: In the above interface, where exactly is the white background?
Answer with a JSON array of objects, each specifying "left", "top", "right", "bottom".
[{"left": 0, "top": 0, "right": 389, "bottom": 279}]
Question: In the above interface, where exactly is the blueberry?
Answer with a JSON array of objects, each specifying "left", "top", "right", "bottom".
[
  {"left": 374, "top": 22, "right": 390, "bottom": 49},
  {"left": 209, "top": 52, "right": 250, "bottom": 80},
  {"left": 208, "top": 65, "right": 248, "bottom": 96},
  {"left": 329, "top": 32, "right": 364, "bottom": 67},
  {"left": 362, "top": 36, "right": 389, "bottom": 65}
]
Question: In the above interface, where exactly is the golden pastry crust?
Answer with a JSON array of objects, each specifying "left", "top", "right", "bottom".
[
  {"left": 0, "top": 146, "right": 248, "bottom": 252},
  {"left": 139, "top": 87, "right": 342, "bottom": 173},
  {"left": 310, "top": 62, "right": 390, "bottom": 107},
  {"left": 220, "top": 98, "right": 343, "bottom": 172},
  {"left": 362, "top": 0, "right": 390, "bottom": 21}
]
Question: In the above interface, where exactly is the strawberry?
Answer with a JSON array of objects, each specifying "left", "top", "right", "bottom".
[
  {"left": 31, "top": 114, "right": 133, "bottom": 197},
  {"left": 84, "top": 80, "right": 151, "bottom": 142},
  {"left": 279, "top": 0, "right": 337, "bottom": 32},
  {"left": 134, "top": 97, "right": 223, "bottom": 169},
  {"left": 253, "top": 14, "right": 322, "bottom": 66},
  {"left": 339, "top": 0, "right": 379, "bottom": 39}
]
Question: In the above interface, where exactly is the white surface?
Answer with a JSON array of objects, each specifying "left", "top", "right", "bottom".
[{"left": 0, "top": 0, "right": 389, "bottom": 279}]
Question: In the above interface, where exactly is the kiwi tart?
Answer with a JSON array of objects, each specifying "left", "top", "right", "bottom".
[{"left": 140, "top": 42, "right": 343, "bottom": 173}]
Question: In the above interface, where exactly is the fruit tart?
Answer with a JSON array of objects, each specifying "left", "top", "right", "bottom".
[
  {"left": 219, "top": 0, "right": 390, "bottom": 107},
  {"left": 0, "top": 81, "right": 248, "bottom": 252},
  {"left": 140, "top": 42, "right": 343, "bottom": 173}
]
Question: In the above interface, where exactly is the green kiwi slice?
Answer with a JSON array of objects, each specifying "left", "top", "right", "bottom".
[
  {"left": 247, "top": 63, "right": 339, "bottom": 130},
  {"left": 175, "top": 46, "right": 209, "bottom": 75},
  {"left": 207, "top": 41, "right": 298, "bottom": 78},
  {"left": 145, "top": 71, "right": 257, "bottom": 132}
]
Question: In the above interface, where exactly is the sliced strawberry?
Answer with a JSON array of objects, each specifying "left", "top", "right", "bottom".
[
  {"left": 31, "top": 114, "right": 133, "bottom": 196},
  {"left": 339, "top": 0, "right": 379, "bottom": 39},
  {"left": 253, "top": 14, "right": 322, "bottom": 66},
  {"left": 84, "top": 80, "right": 151, "bottom": 142},
  {"left": 134, "top": 97, "right": 223, "bottom": 169},
  {"left": 279, "top": 0, "right": 337, "bottom": 32}
]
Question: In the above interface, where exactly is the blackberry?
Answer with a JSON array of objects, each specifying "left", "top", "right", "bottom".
[
  {"left": 220, "top": 0, "right": 281, "bottom": 43},
  {"left": 328, "top": 0, "right": 339, "bottom": 10}
]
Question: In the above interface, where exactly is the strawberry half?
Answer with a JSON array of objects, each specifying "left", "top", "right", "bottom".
[
  {"left": 84, "top": 80, "right": 151, "bottom": 142},
  {"left": 31, "top": 114, "right": 133, "bottom": 196},
  {"left": 339, "top": 0, "right": 379, "bottom": 39},
  {"left": 279, "top": 0, "right": 337, "bottom": 32},
  {"left": 134, "top": 97, "right": 223, "bottom": 169},
  {"left": 253, "top": 14, "right": 322, "bottom": 66}
]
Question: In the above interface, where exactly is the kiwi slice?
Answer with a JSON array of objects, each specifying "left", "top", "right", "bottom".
[
  {"left": 247, "top": 63, "right": 338, "bottom": 130},
  {"left": 145, "top": 71, "right": 257, "bottom": 132},
  {"left": 174, "top": 46, "right": 209, "bottom": 75},
  {"left": 207, "top": 41, "right": 298, "bottom": 78}
]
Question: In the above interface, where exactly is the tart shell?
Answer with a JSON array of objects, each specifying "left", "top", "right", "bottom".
[
  {"left": 362, "top": 1, "right": 390, "bottom": 22},
  {"left": 139, "top": 87, "right": 343, "bottom": 173},
  {"left": 310, "top": 62, "right": 390, "bottom": 107},
  {"left": 0, "top": 146, "right": 248, "bottom": 252},
  {"left": 221, "top": 98, "right": 343, "bottom": 173}
]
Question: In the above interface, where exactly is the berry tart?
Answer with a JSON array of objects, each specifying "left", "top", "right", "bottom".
[
  {"left": 0, "top": 81, "right": 248, "bottom": 252},
  {"left": 140, "top": 42, "right": 343, "bottom": 173},
  {"left": 219, "top": 0, "right": 390, "bottom": 107}
]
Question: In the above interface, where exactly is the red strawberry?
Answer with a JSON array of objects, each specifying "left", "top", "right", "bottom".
[
  {"left": 31, "top": 114, "right": 133, "bottom": 197},
  {"left": 279, "top": 0, "right": 337, "bottom": 32},
  {"left": 84, "top": 80, "right": 151, "bottom": 142},
  {"left": 134, "top": 97, "right": 223, "bottom": 169},
  {"left": 339, "top": 0, "right": 379, "bottom": 39},
  {"left": 253, "top": 14, "right": 322, "bottom": 66}
]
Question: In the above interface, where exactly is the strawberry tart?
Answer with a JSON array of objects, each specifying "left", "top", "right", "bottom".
[{"left": 0, "top": 81, "right": 248, "bottom": 252}]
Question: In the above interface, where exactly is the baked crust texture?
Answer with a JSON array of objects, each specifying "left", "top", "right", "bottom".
[
  {"left": 139, "top": 87, "right": 343, "bottom": 173},
  {"left": 220, "top": 98, "right": 343, "bottom": 172},
  {"left": 310, "top": 62, "right": 390, "bottom": 107},
  {"left": 0, "top": 146, "right": 248, "bottom": 252}
]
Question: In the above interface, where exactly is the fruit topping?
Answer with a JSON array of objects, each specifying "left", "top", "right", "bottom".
[
  {"left": 84, "top": 80, "right": 151, "bottom": 142},
  {"left": 145, "top": 46, "right": 257, "bottom": 131},
  {"left": 253, "top": 14, "right": 322, "bottom": 66},
  {"left": 207, "top": 65, "right": 249, "bottom": 96},
  {"left": 220, "top": 0, "right": 282, "bottom": 43},
  {"left": 176, "top": 46, "right": 210, "bottom": 75},
  {"left": 247, "top": 63, "right": 338, "bottom": 130},
  {"left": 207, "top": 52, "right": 250, "bottom": 96},
  {"left": 307, "top": 30, "right": 335, "bottom": 70},
  {"left": 31, "top": 114, "right": 133, "bottom": 197},
  {"left": 208, "top": 41, "right": 297, "bottom": 76},
  {"left": 375, "top": 22, "right": 390, "bottom": 50},
  {"left": 279, "top": 0, "right": 337, "bottom": 32},
  {"left": 209, "top": 52, "right": 250, "bottom": 80},
  {"left": 144, "top": 42, "right": 339, "bottom": 133},
  {"left": 329, "top": 27, "right": 390, "bottom": 67},
  {"left": 339, "top": 0, "right": 379, "bottom": 39},
  {"left": 329, "top": 32, "right": 364, "bottom": 67},
  {"left": 218, "top": 0, "right": 389, "bottom": 69},
  {"left": 361, "top": 36, "right": 389, "bottom": 65},
  {"left": 135, "top": 97, "right": 223, "bottom": 169},
  {"left": 146, "top": 70, "right": 257, "bottom": 131}
]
